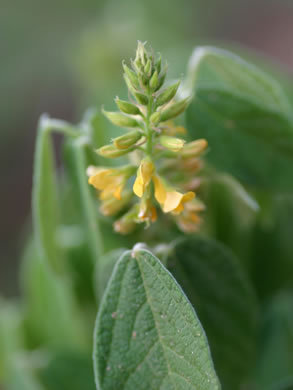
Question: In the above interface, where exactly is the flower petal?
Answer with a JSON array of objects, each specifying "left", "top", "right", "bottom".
[
  {"left": 163, "top": 191, "right": 183, "bottom": 213},
  {"left": 153, "top": 175, "right": 167, "bottom": 205}
]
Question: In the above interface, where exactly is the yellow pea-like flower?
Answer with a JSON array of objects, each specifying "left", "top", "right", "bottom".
[
  {"left": 88, "top": 166, "right": 132, "bottom": 200},
  {"left": 133, "top": 158, "right": 155, "bottom": 198},
  {"left": 163, "top": 191, "right": 195, "bottom": 214}
]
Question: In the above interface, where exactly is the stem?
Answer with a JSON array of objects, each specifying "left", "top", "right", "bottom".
[{"left": 145, "top": 89, "right": 154, "bottom": 157}]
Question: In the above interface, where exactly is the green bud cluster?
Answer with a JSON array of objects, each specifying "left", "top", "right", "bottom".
[{"left": 99, "top": 41, "right": 192, "bottom": 160}]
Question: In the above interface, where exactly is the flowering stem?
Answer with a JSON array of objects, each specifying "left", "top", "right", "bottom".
[{"left": 145, "top": 91, "right": 154, "bottom": 157}]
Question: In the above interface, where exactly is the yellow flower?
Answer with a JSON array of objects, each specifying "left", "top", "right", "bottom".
[
  {"left": 175, "top": 199, "right": 205, "bottom": 233},
  {"left": 133, "top": 158, "right": 155, "bottom": 198},
  {"left": 153, "top": 174, "right": 195, "bottom": 214},
  {"left": 163, "top": 191, "right": 195, "bottom": 214},
  {"left": 88, "top": 166, "right": 131, "bottom": 200}
]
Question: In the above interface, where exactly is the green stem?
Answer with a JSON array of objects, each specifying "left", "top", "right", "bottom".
[{"left": 145, "top": 90, "right": 154, "bottom": 157}]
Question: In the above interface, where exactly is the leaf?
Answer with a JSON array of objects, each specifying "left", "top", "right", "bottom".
[
  {"left": 32, "top": 115, "right": 63, "bottom": 273},
  {"left": 251, "top": 194, "right": 293, "bottom": 299},
  {"left": 201, "top": 173, "right": 259, "bottom": 266},
  {"left": 183, "top": 46, "right": 293, "bottom": 191},
  {"left": 21, "top": 239, "right": 88, "bottom": 351},
  {"left": 64, "top": 137, "right": 103, "bottom": 264},
  {"left": 167, "top": 237, "right": 258, "bottom": 390},
  {"left": 253, "top": 292, "right": 293, "bottom": 390},
  {"left": 95, "top": 248, "right": 126, "bottom": 302},
  {"left": 94, "top": 249, "right": 220, "bottom": 390},
  {"left": 38, "top": 350, "right": 96, "bottom": 390}
]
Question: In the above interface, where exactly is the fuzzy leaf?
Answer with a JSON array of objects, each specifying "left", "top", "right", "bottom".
[{"left": 94, "top": 249, "right": 220, "bottom": 390}]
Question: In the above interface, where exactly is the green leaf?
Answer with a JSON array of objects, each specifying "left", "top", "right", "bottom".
[
  {"left": 0, "top": 300, "right": 24, "bottom": 380},
  {"left": 183, "top": 46, "right": 293, "bottom": 191},
  {"left": 95, "top": 248, "right": 126, "bottom": 302},
  {"left": 64, "top": 137, "right": 103, "bottom": 264},
  {"left": 32, "top": 115, "right": 63, "bottom": 273},
  {"left": 94, "top": 248, "right": 220, "bottom": 390},
  {"left": 167, "top": 237, "right": 258, "bottom": 390},
  {"left": 38, "top": 350, "right": 96, "bottom": 390},
  {"left": 254, "top": 292, "right": 293, "bottom": 390},
  {"left": 201, "top": 173, "right": 259, "bottom": 266},
  {"left": 21, "top": 239, "right": 88, "bottom": 350}
]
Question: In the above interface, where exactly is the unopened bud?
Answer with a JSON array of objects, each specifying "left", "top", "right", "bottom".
[
  {"left": 100, "top": 193, "right": 132, "bottom": 216},
  {"left": 138, "top": 72, "right": 148, "bottom": 86},
  {"left": 136, "top": 41, "right": 147, "bottom": 66},
  {"left": 113, "top": 130, "right": 142, "bottom": 149},
  {"left": 155, "top": 55, "right": 162, "bottom": 74},
  {"left": 123, "top": 63, "right": 139, "bottom": 89},
  {"left": 114, "top": 205, "right": 139, "bottom": 234},
  {"left": 135, "top": 92, "right": 149, "bottom": 105},
  {"left": 149, "top": 70, "right": 159, "bottom": 90},
  {"left": 181, "top": 139, "right": 208, "bottom": 158},
  {"left": 103, "top": 109, "right": 140, "bottom": 128},
  {"left": 155, "top": 65, "right": 167, "bottom": 91},
  {"left": 155, "top": 81, "right": 180, "bottom": 107},
  {"left": 115, "top": 98, "right": 140, "bottom": 115},
  {"left": 97, "top": 144, "right": 133, "bottom": 158},
  {"left": 159, "top": 135, "right": 185, "bottom": 152},
  {"left": 160, "top": 97, "right": 191, "bottom": 122},
  {"left": 150, "top": 111, "right": 161, "bottom": 125},
  {"left": 144, "top": 59, "right": 152, "bottom": 76}
]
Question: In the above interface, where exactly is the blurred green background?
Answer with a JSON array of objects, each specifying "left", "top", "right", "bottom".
[{"left": 1, "top": 0, "right": 293, "bottom": 296}]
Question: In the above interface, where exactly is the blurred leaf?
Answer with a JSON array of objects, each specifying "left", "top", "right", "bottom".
[
  {"left": 254, "top": 292, "right": 293, "bottom": 390},
  {"left": 183, "top": 46, "right": 293, "bottom": 191},
  {"left": 167, "top": 237, "right": 258, "bottom": 390},
  {"left": 0, "top": 300, "right": 24, "bottom": 380},
  {"left": 251, "top": 194, "right": 293, "bottom": 300},
  {"left": 95, "top": 248, "right": 125, "bottom": 301},
  {"left": 64, "top": 137, "right": 103, "bottom": 265},
  {"left": 32, "top": 116, "right": 63, "bottom": 273},
  {"left": 21, "top": 240, "right": 88, "bottom": 351},
  {"left": 38, "top": 350, "right": 95, "bottom": 390},
  {"left": 94, "top": 249, "right": 220, "bottom": 390},
  {"left": 201, "top": 173, "right": 259, "bottom": 266}
]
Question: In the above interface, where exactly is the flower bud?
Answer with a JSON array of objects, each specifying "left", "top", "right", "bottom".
[
  {"left": 144, "top": 58, "right": 152, "bottom": 76},
  {"left": 115, "top": 98, "right": 140, "bottom": 115},
  {"left": 113, "top": 130, "right": 142, "bottom": 150},
  {"left": 159, "top": 135, "right": 185, "bottom": 152},
  {"left": 100, "top": 192, "right": 132, "bottom": 216},
  {"left": 103, "top": 109, "right": 140, "bottom": 128},
  {"left": 97, "top": 144, "right": 133, "bottom": 158},
  {"left": 181, "top": 139, "right": 208, "bottom": 158},
  {"left": 149, "top": 70, "right": 159, "bottom": 90},
  {"left": 155, "top": 55, "right": 162, "bottom": 74},
  {"left": 155, "top": 81, "right": 180, "bottom": 107},
  {"left": 150, "top": 111, "right": 161, "bottom": 125},
  {"left": 135, "top": 92, "right": 149, "bottom": 105},
  {"left": 160, "top": 97, "right": 191, "bottom": 122},
  {"left": 136, "top": 41, "right": 147, "bottom": 66},
  {"left": 123, "top": 63, "right": 139, "bottom": 89},
  {"left": 155, "top": 66, "right": 167, "bottom": 91},
  {"left": 114, "top": 205, "right": 139, "bottom": 234},
  {"left": 138, "top": 72, "right": 148, "bottom": 86}
]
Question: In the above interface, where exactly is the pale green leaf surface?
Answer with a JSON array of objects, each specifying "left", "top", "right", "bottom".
[
  {"left": 183, "top": 47, "right": 293, "bottom": 191},
  {"left": 94, "top": 249, "right": 220, "bottom": 390},
  {"left": 21, "top": 240, "right": 87, "bottom": 350},
  {"left": 167, "top": 237, "right": 258, "bottom": 390},
  {"left": 32, "top": 116, "right": 63, "bottom": 272},
  {"left": 66, "top": 137, "right": 103, "bottom": 263}
]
